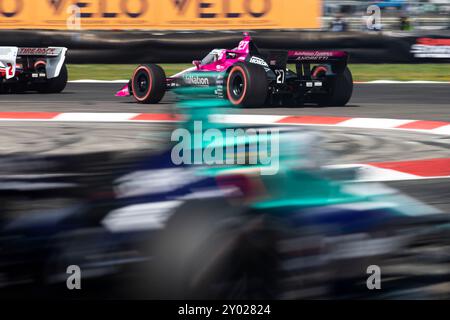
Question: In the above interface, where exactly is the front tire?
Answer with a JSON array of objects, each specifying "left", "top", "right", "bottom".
[
  {"left": 226, "top": 62, "right": 268, "bottom": 107},
  {"left": 131, "top": 64, "right": 166, "bottom": 104}
]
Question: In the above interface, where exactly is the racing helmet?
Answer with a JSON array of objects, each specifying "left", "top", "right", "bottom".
[{"left": 201, "top": 49, "right": 225, "bottom": 65}]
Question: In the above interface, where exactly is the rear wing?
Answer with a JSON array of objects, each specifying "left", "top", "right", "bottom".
[
  {"left": 0, "top": 46, "right": 67, "bottom": 80},
  {"left": 287, "top": 50, "right": 349, "bottom": 73}
]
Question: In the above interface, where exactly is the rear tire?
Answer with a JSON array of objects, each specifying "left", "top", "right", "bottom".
[
  {"left": 37, "top": 64, "right": 68, "bottom": 94},
  {"left": 317, "top": 67, "right": 353, "bottom": 106},
  {"left": 0, "top": 83, "right": 12, "bottom": 94},
  {"left": 226, "top": 62, "right": 268, "bottom": 107},
  {"left": 131, "top": 64, "right": 166, "bottom": 104},
  {"left": 10, "top": 83, "right": 27, "bottom": 94}
]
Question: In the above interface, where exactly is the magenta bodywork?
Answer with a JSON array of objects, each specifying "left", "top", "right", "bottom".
[
  {"left": 115, "top": 85, "right": 130, "bottom": 97},
  {"left": 196, "top": 34, "right": 252, "bottom": 72}
]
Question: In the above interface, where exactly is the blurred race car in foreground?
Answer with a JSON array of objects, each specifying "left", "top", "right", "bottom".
[
  {"left": 116, "top": 33, "right": 353, "bottom": 107},
  {"left": 0, "top": 46, "right": 68, "bottom": 94},
  {"left": 1, "top": 97, "right": 449, "bottom": 299}
]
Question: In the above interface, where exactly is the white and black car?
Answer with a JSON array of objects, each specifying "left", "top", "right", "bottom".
[{"left": 0, "top": 46, "right": 68, "bottom": 94}]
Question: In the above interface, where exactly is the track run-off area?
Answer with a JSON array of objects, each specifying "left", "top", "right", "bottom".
[{"left": 0, "top": 82, "right": 449, "bottom": 211}]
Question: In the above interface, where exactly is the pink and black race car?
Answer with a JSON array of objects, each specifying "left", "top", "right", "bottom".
[
  {"left": 0, "top": 47, "right": 68, "bottom": 94},
  {"left": 117, "top": 33, "right": 353, "bottom": 107}
]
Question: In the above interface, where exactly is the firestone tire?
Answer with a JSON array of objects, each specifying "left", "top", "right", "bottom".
[
  {"left": 318, "top": 67, "right": 353, "bottom": 107},
  {"left": 37, "top": 64, "right": 68, "bottom": 94},
  {"left": 226, "top": 62, "right": 268, "bottom": 107},
  {"left": 131, "top": 64, "right": 166, "bottom": 104}
]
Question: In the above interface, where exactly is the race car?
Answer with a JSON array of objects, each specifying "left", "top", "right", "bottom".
[
  {"left": 0, "top": 46, "right": 68, "bottom": 94},
  {"left": 1, "top": 123, "right": 448, "bottom": 299},
  {"left": 116, "top": 33, "right": 353, "bottom": 107}
]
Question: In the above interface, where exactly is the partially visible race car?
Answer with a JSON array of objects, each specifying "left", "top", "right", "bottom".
[
  {"left": 116, "top": 33, "right": 353, "bottom": 107},
  {"left": 0, "top": 46, "right": 68, "bottom": 94},
  {"left": 1, "top": 128, "right": 448, "bottom": 299},
  {"left": 0, "top": 101, "right": 448, "bottom": 299}
]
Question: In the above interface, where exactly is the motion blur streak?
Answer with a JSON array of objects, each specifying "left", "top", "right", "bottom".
[{"left": 1, "top": 82, "right": 449, "bottom": 300}]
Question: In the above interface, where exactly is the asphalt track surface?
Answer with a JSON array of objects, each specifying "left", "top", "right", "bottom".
[
  {"left": 0, "top": 83, "right": 449, "bottom": 211},
  {"left": 0, "top": 83, "right": 449, "bottom": 121}
]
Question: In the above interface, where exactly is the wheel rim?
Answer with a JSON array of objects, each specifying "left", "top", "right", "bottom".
[
  {"left": 136, "top": 72, "right": 149, "bottom": 96},
  {"left": 232, "top": 74, "right": 244, "bottom": 97}
]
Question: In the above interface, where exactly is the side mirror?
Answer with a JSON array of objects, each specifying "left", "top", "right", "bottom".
[{"left": 192, "top": 60, "right": 201, "bottom": 69}]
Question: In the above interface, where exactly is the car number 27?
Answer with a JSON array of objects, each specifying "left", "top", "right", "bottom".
[{"left": 275, "top": 69, "right": 285, "bottom": 84}]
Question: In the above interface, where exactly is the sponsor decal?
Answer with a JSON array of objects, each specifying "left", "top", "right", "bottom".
[
  {"left": 296, "top": 56, "right": 329, "bottom": 61},
  {"left": 0, "top": 0, "right": 321, "bottom": 30},
  {"left": 171, "top": 0, "right": 272, "bottom": 19},
  {"left": 0, "top": 0, "right": 23, "bottom": 18},
  {"left": 411, "top": 38, "right": 450, "bottom": 59},
  {"left": 249, "top": 56, "right": 268, "bottom": 67},
  {"left": 18, "top": 47, "right": 59, "bottom": 56},
  {"left": 216, "top": 74, "right": 225, "bottom": 98},
  {"left": 289, "top": 50, "right": 346, "bottom": 61},
  {"left": 290, "top": 51, "right": 334, "bottom": 57},
  {"left": 183, "top": 74, "right": 210, "bottom": 86}
]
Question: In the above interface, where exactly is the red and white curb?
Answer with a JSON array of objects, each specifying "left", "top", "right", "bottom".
[
  {"left": 212, "top": 157, "right": 450, "bottom": 182},
  {"left": 0, "top": 112, "right": 449, "bottom": 181},
  {"left": 328, "top": 158, "right": 450, "bottom": 182},
  {"left": 0, "top": 112, "right": 181, "bottom": 123},
  {"left": 273, "top": 115, "right": 450, "bottom": 135},
  {"left": 0, "top": 112, "right": 449, "bottom": 136}
]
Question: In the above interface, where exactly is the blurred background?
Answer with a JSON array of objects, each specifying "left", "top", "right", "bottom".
[
  {"left": 324, "top": 0, "right": 450, "bottom": 31},
  {"left": 0, "top": 0, "right": 449, "bottom": 64}
]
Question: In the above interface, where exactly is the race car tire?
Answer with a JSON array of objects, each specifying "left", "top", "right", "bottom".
[
  {"left": 226, "top": 62, "right": 268, "bottom": 107},
  {"left": 317, "top": 66, "right": 353, "bottom": 107},
  {"left": 10, "top": 83, "right": 27, "bottom": 94},
  {"left": 0, "top": 83, "right": 10, "bottom": 94},
  {"left": 131, "top": 64, "right": 166, "bottom": 104},
  {"left": 37, "top": 63, "right": 68, "bottom": 94},
  {"left": 149, "top": 199, "right": 278, "bottom": 299}
]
